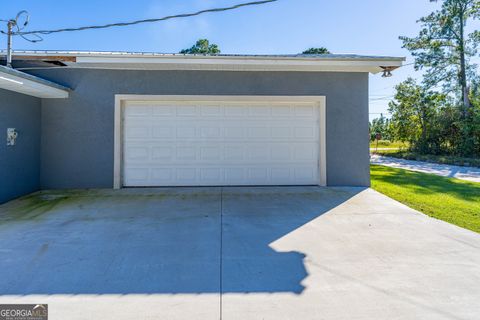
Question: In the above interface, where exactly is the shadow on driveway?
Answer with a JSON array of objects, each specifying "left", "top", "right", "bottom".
[{"left": 0, "top": 187, "right": 360, "bottom": 295}]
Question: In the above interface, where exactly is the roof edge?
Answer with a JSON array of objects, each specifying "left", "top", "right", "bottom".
[
  {"left": 1, "top": 50, "right": 405, "bottom": 61},
  {"left": 0, "top": 65, "right": 70, "bottom": 98},
  {"left": 0, "top": 50, "right": 405, "bottom": 74}
]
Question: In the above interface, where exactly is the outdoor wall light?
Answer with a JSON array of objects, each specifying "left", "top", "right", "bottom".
[
  {"left": 382, "top": 70, "right": 393, "bottom": 78},
  {"left": 381, "top": 67, "right": 394, "bottom": 78},
  {"left": 6, "top": 128, "right": 18, "bottom": 146}
]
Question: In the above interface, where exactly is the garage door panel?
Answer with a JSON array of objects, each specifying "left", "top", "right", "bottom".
[
  {"left": 176, "top": 105, "right": 197, "bottom": 116},
  {"left": 124, "top": 127, "right": 150, "bottom": 139},
  {"left": 248, "top": 106, "right": 271, "bottom": 117},
  {"left": 152, "top": 105, "right": 175, "bottom": 116},
  {"left": 248, "top": 127, "right": 270, "bottom": 138},
  {"left": 152, "top": 127, "right": 174, "bottom": 139},
  {"left": 124, "top": 144, "right": 316, "bottom": 164},
  {"left": 295, "top": 105, "right": 316, "bottom": 116},
  {"left": 271, "top": 127, "right": 292, "bottom": 139},
  {"left": 200, "top": 168, "right": 223, "bottom": 182},
  {"left": 271, "top": 168, "right": 291, "bottom": 182},
  {"left": 125, "top": 168, "right": 149, "bottom": 181},
  {"left": 271, "top": 144, "right": 291, "bottom": 160},
  {"left": 177, "top": 147, "right": 196, "bottom": 160},
  {"left": 124, "top": 167, "right": 319, "bottom": 187},
  {"left": 201, "top": 105, "right": 223, "bottom": 116},
  {"left": 124, "top": 105, "right": 152, "bottom": 116},
  {"left": 295, "top": 167, "right": 317, "bottom": 181},
  {"left": 271, "top": 105, "right": 292, "bottom": 116},
  {"left": 225, "top": 106, "right": 246, "bottom": 116},
  {"left": 152, "top": 168, "right": 172, "bottom": 181},
  {"left": 152, "top": 147, "right": 173, "bottom": 160},
  {"left": 123, "top": 101, "right": 321, "bottom": 186},
  {"left": 294, "top": 143, "right": 318, "bottom": 160},
  {"left": 125, "top": 146, "right": 149, "bottom": 161},
  {"left": 294, "top": 127, "right": 317, "bottom": 139},
  {"left": 225, "top": 147, "right": 244, "bottom": 160},
  {"left": 224, "top": 127, "right": 245, "bottom": 139}
]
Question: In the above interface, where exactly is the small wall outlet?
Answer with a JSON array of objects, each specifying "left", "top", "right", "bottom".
[{"left": 7, "top": 128, "right": 18, "bottom": 146}]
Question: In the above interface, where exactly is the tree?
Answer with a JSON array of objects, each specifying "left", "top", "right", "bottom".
[
  {"left": 400, "top": 0, "right": 480, "bottom": 116},
  {"left": 302, "top": 47, "right": 330, "bottom": 54},
  {"left": 369, "top": 114, "right": 393, "bottom": 142},
  {"left": 460, "top": 81, "right": 480, "bottom": 155},
  {"left": 388, "top": 78, "right": 447, "bottom": 153},
  {"left": 180, "top": 39, "right": 221, "bottom": 54}
]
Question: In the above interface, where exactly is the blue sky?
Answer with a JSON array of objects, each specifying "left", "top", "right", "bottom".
[{"left": 1, "top": 0, "right": 445, "bottom": 120}]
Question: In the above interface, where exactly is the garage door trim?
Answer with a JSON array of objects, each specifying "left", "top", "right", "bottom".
[{"left": 114, "top": 95, "right": 326, "bottom": 188}]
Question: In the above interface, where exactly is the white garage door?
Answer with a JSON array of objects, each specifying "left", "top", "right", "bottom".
[{"left": 122, "top": 99, "right": 322, "bottom": 186}]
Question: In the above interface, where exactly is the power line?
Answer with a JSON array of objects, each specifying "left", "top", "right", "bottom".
[
  {"left": 7, "top": 0, "right": 279, "bottom": 37},
  {"left": 401, "top": 62, "right": 416, "bottom": 67},
  {"left": 370, "top": 96, "right": 394, "bottom": 101},
  {"left": 370, "top": 94, "right": 394, "bottom": 97}
]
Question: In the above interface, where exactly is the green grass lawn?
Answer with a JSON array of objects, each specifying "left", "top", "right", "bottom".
[
  {"left": 370, "top": 164, "right": 480, "bottom": 233},
  {"left": 369, "top": 140, "right": 409, "bottom": 149}
]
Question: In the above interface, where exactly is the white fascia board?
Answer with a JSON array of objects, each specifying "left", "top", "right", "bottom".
[
  {"left": 72, "top": 56, "right": 403, "bottom": 73},
  {"left": 0, "top": 70, "right": 69, "bottom": 98}
]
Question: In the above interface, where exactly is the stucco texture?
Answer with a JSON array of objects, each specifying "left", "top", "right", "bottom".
[
  {"left": 29, "top": 69, "right": 370, "bottom": 189},
  {"left": 0, "top": 89, "right": 41, "bottom": 203}
]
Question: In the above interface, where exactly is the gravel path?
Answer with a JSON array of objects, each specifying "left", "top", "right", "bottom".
[{"left": 371, "top": 154, "right": 480, "bottom": 183}]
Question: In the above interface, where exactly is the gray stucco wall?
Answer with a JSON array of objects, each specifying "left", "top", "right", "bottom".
[
  {"left": 0, "top": 89, "right": 41, "bottom": 203},
  {"left": 29, "top": 69, "right": 369, "bottom": 188}
]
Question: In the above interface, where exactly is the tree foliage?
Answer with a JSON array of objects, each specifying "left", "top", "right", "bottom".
[
  {"left": 302, "top": 47, "right": 330, "bottom": 54},
  {"left": 381, "top": 0, "right": 480, "bottom": 158},
  {"left": 369, "top": 114, "right": 393, "bottom": 142},
  {"left": 388, "top": 78, "right": 448, "bottom": 154},
  {"left": 400, "top": 0, "right": 480, "bottom": 114},
  {"left": 180, "top": 39, "right": 221, "bottom": 54},
  {"left": 384, "top": 77, "right": 480, "bottom": 157}
]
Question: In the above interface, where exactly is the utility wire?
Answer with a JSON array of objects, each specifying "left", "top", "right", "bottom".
[
  {"left": 370, "top": 96, "right": 394, "bottom": 101},
  {"left": 398, "top": 61, "right": 415, "bottom": 68},
  {"left": 10, "top": 0, "right": 279, "bottom": 36}
]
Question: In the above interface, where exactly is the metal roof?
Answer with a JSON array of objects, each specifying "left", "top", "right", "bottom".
[{"left": 3, "top": 50, "right": 405, "bottom": 62}]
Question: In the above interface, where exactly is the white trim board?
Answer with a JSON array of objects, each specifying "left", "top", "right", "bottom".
[
  {"left": 71, "top": 57, "right": 401, "bottom": 73},
  {"left": 4, "top": 50, "right": 404, "bottom": 73},
  {"left": 113, "top": 95, "right": 327, "bottom": 188}
]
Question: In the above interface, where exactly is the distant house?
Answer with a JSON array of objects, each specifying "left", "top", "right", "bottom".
[{"left": 0, "top": 51, "right": 404, "bottom": 203}]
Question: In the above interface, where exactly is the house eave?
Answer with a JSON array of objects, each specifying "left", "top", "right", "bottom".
[
  {"left": 0, "top": 65, "right": 69, "bottom": 99},
  {"left": 4, "top": 50, "right": 405, "bottom": 74},
  {"left": 69, "top": 57, "right": 403, "bottom": 73}
]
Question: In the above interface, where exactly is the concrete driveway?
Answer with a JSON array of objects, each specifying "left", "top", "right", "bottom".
[
  {"left": 371, "top": 154, "right": 480, "bottom": 183},
  {"left": 0, "top": 187, "right": 479, "bottom": 320}
]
